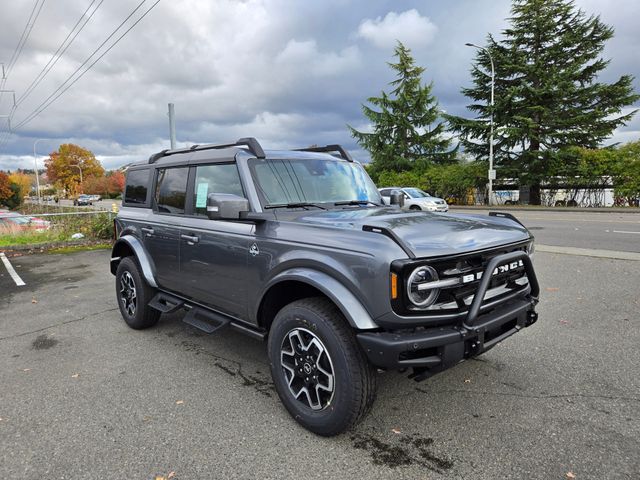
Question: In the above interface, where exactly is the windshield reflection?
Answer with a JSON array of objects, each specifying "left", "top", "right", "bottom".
[{"left": 249, "top": 158, "right": 381, "bottom": 207}]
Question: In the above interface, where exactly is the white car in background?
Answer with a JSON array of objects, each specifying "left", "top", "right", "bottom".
[{"left": 379, "top": 187, "right": 449, "bottom": 212}]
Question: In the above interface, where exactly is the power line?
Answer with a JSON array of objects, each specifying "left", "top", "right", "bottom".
[
  {"left": 0, "top": 0, "right": 46, "bottom": 96},
  {"left": 0, "top": 0, "right": 161, "bottom": 148},
  {"left": 17, "top": 0, "right": 104, "bottom": 106},
  {"left": 12, "top": 0, "right": 159, "bottom": 131},
  {"left": 0, "top": 0, "right": 46, "bottom": 145}
]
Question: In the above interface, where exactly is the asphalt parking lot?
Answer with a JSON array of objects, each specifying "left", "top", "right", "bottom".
[{"left": 1, "top": 248, "right": 639, "bottom": 479}]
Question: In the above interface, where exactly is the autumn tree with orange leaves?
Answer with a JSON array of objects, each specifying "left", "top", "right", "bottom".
[
  {"left": 45, "top": 144, "right": 104, "bottom": 196},
  {"left": 0, "top": 172, "right": 12, "bottom": 204}
]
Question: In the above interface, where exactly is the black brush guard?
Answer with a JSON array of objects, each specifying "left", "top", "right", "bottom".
[{"left": 357, "top": 251, "right": 539, "bottom": 381}]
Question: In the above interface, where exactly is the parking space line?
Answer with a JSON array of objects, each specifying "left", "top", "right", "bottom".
[
  {"left": 0, "top": 252, "right": 26, "bottom": 286},
  {"left": 612, "top": 230, "right": 640, "bottom": 235}
]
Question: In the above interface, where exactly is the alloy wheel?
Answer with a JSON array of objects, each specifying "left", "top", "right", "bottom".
[
  {"left": 119, "top": 271, "right": 137, "bottom": 317},
  {"left": 280, "top": 328, "right": 335, "bottom": 410}
]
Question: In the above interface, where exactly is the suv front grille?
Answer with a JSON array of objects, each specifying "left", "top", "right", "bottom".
[{"left": 393, "top": 242, "right": 531, "bottom": 316}]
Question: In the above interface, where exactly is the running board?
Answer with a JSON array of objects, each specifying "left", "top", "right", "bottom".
[
  {"left": 182, "top": 308, "right": 230, "bottom": 334},
  {"left": 149, "top": 292, "right": 185, "bottom": 313}
]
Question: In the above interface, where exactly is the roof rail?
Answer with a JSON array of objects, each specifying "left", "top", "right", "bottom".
[
  {"left": 294, "top": 144, "right": 353, "bottom": 162},
  {"left": 148, "top": 137, "right": 265, "bottom": 163}
]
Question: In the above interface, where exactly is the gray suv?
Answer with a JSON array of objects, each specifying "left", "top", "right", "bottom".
[{"left": 111, "top": 138, "right": 539, "bottom": 436}]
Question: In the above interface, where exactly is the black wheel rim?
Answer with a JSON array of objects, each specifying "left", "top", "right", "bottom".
[
  {"left": 280, "top": 328, "right": 335, "bottom": 411},
  {"left": 119, "top": 271, "right": 137, "bottom": 317}
]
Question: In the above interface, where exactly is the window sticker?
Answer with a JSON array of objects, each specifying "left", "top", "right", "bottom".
[{"left": 196, "top": 182, "right": 209, "bottom": 208}]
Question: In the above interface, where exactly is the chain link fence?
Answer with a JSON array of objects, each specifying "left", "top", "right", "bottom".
[{"left": 0, "top": 204, "right": 115, "bottom": 247}]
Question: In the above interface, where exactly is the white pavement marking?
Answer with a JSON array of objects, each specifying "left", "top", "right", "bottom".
[
  {"left": 0, "top": 252, "right": 26, "bottom": 286},
  {"left": 612, "top": 230, "right": 640, "bottom": 235},
  {"left": 536, "top": 244, "right": 640, "bottom": 261}
]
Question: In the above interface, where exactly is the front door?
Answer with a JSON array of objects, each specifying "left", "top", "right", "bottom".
[{"left": 178, "top": 162, "right": 252, "bottom": 320}]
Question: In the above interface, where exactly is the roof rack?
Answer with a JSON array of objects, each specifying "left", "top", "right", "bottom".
[
  {"left": 294, "top": 144, "right": 353, "bottom": 162},
  {"left": 148, "top": 137, "right": 265, "bottom": 163}
]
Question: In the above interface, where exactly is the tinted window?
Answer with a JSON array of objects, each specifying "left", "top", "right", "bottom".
[
  {"left": 155, "top": 167, "right": 189, "bottom": 214},
  {"left": 192, "top": 163, "right": 244, "bottom": 216},
  {"left": 380, "top": 189, "right": 392, "bottom": 196},
  {"left": 124, "top": 169, "right": 149, "bottom": 205}
]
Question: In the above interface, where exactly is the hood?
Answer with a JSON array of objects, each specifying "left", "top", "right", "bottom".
[{"left": 289, "top": 207, "right": 531, "bottom": 258}]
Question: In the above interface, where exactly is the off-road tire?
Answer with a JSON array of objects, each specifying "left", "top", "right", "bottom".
[
  {"left": 115, "top": 256, "right": 160, "bottom": 329},
  {"left": 268, "top": 297, "right": 377, "bottom": 436}
]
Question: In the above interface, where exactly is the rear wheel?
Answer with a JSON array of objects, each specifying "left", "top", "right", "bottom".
[
  {"left": 268, "top": 297, "right": 377, "bottom": 436},
  {"left": 115, "top": 256, "right": 160, "bottom": 329}
]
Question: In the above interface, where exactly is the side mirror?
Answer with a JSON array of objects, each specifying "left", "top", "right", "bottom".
[
  {"left": 389, "top": 190, "right": 405, "bottom": 208},
  {"left": 206, "top": 193, "right": 249, "bottom": 220}
]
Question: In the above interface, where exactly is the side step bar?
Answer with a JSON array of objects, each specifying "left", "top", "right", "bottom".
[
  {"left": 147, "top": 290, "right": 267, "bottom": 341},
  {"left": 183, "top": 308, "right": 230, "bottom": 334},
  {"left": 149, "top": 292, "right": 185, "bottom": 313}
]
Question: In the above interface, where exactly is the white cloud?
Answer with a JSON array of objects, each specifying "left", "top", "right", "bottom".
[{"left": 356, "top": 9, "right": 438, "bottom": 49}]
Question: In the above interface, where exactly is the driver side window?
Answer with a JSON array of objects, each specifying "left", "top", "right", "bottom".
[{"left": 192, "top": 163, "right": 244, "bottom": 216}]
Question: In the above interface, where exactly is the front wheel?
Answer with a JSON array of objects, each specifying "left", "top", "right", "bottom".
[
  {"left": 268, "top": 297, "right": 377, "bottom": 436},
  {"left": 409, "top": 205, "right": 422, "bottom": 211},
  {"left": 115, "top": 256, "right": 160, "bottom": 329}
]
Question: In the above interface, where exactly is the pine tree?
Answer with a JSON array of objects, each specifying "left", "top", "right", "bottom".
[
  {"left": 448, "top": 0, "right": 639, "bottom": 204},
  {"left": 348, "top": 42, "right": 453, "bottom": 175}
]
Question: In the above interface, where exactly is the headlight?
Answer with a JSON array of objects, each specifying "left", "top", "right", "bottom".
[{"left": 407, "top": 265, "right": 440, "bottom": 307}]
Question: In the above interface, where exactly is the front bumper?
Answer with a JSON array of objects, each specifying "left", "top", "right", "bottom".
[{"left": 357, "top": 250, "right": 539, "bottom": 380}]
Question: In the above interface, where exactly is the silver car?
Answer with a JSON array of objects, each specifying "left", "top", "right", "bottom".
[{"left": 379, "top": 187, "right": 449, "bottom": 212}]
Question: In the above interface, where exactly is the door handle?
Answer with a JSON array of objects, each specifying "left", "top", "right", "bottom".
[
  {"left": 141, "top": 227, "right": 154, "bottom": 236},
  {"left": 181, "top": 234, "right": 200, "bottom": 245}
]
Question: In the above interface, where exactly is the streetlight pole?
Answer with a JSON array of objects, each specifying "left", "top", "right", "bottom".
[
  {"left": 466, "top": 43, "right": 495, "bottom": 206},
  {"left": 70, "top": 163, "right": 83, "bottom": 193},
  {"left": 33, "top": 139, "right": 46, "bottom": 204}
]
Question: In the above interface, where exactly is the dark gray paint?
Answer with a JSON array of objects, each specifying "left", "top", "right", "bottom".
[{"left": 113, "top": 146, "right": 533, "bottom": 331}]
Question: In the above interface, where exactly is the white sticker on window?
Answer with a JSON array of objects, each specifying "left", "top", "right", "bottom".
[{"left": 196, "top": 182, "right": 208, "bottom": 208}]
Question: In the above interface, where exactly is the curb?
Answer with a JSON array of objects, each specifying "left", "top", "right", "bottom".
[
  {"left": 0, "top": 240, "right": 112, "bottom": 257},
  {"left": 450, "top": 205, "right": 640, "bottom": 214},
  {"left": 536, "top": 244, "right": 640, "bottom": 261}
]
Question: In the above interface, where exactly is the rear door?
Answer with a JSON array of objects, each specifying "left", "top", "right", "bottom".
[{"left": 144, "top": 166, "right": 189, "bottom": 293}]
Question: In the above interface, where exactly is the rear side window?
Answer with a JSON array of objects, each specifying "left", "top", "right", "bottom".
[
  {"left": 124, "top": 168, "right": 150, "bottom": 205},
  {"left": 155, "top": 167, "right": 189, "bottom": 214},
  {"left": 192, "top": 163, "right": 244, "bottom": 216}
]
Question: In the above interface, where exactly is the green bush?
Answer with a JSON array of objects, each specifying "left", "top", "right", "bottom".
[{"left": 376, "top": 161, "right": 487, "bottom": 205}]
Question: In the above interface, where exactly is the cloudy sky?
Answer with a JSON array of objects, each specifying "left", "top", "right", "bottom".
[{"left": 0, "top": 0, "right": 638, "bottom": 171}]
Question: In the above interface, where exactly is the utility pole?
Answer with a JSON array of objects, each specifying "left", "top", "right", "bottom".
[
  {"left": 33, "top": 139, "right": 46, "bottom": 204},
  {"left": 465, "top": 43, "right": 495, "bottom": 206},
  {"left": 168, "top": 103, "right": 176, "bottom": 149}
]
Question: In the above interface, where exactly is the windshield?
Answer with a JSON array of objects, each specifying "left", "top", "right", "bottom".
[
  {"left": 249, "top": 157, "right": 381, "bottom": 207},
  {"left": 404, "top": 188, "right": 432, "bottom": 199}
]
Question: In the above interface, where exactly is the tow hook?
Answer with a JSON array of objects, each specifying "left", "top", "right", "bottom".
[{"left": 525, "top": 310, "right": 538, "bottom": 327}]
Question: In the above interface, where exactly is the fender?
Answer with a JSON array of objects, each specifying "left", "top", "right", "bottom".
[
  {"left": 263, "top": 268, "right": 379, "bottom": 330},
  {"left": 111, "top": 235, "right": 158, "bottom": 288}
]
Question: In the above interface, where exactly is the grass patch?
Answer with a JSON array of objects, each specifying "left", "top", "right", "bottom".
[
  {"left": 0, "top": 210, "right": 114, "bottom": 248},
  {"left": 47, "top": 242, "right": 112, "bottom": 254}
]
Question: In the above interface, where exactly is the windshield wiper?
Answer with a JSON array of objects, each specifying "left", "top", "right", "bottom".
[
  {"left": 264, "top": 202, "right": 327, "bottom": 210},
  {"left": 334, "top": 200, "right": 381, "bottom": 207}
]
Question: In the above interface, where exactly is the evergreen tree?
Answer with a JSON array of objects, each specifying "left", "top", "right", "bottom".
[
  {"left": 448, "top": 0, "right": 639, "bottom": 204},
  {"left": 349, "top": 42, "right": 453, "bottom": 176}
]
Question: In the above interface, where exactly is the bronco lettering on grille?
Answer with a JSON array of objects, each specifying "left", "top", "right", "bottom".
[{"left": 461, "top": 259, "right": 524, "bottom": 284}]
